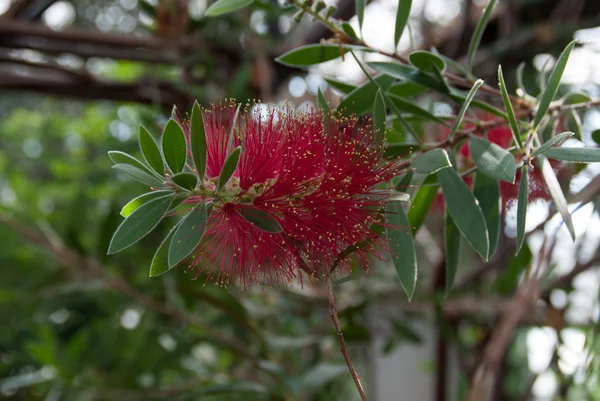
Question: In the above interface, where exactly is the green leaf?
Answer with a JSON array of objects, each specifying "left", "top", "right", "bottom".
[
  {"left": 171, "top": 172, "right": 198, "bottom": 190},
  {"left": 566, "top": 110, "right": 583, "bottom": 141},
  {"left": 217, "top": 146, "right": 241, "bottom": 191},
  {"left": 324, "top": 78, "right": 356, "bottom": 94},
  {"left": 413, "top": 149, "right": 452, "bottom": 174},
  {"left": 469, "top": 135, "right": 516, "bottom": 182},
  {"left": 108, "top": 150, "right": 156, "bottom": 176},
  {"left": 108, "top": 194, "right": 174, "bottom": 254},
  {"left": 386, "top": 201, "right": 417, "bottom": 299},
  {"left": 121, "top": 190, "right": 174, "bottom": 217},
  {"left": 190, "top": 100, "right": 207, "bottom": 182},
  {"left": 384, "top": 143, "right": 420, "bottom": 159},
  {"left": 356, "top": 0, "right": 364, "bottom": 32},
  {"left": 369, "top": 61, "right": 448, "bottom": 94},
  {"left": 388, "top": 81, "right": 425, "bottom": 98},
  {"left": 168, "top": 203, "right": 207, "bottom": 267},
  {"left": 161, "top": 119, "right": 187, "bottom": 174},
  {"left": 407, "top": 183, "right": 439, "bottom": 234},
  {"left": 387, "top": 94, "right": 449, "bottom": 125},
  {"left": 515, "top": 165, "right": 528, "bottom": 254},
  {"left": 591, "top": 129, "right": 600, "bottom": 146},
  {"left": 394, "top": 0, "right": 412, "bottom": 49},
  {"left": 533, "top": 40, "right": 577, "bottom": 129},
  {"left": 437, "top": 168, "right": 489, "bottom": 260},
  {"left": 112, "top": 164, "right": 163, "bottom": 187},
  {"left": 275, "top": 44, "right": 371, "bottom": 67},
  {"left": 563, "top": 92, "right": 592, "bottom": 105},
  {"left": 317, "top": 87, "right": 329, "bottom": 113},
  {"left": 205, "top": 0, "right": 253, "bottom": 16},
  {"left": 337, "top": 74, "right": 394, "bottom": 115},
  {"left": 444, "top": 209, "right": 460, "bottom": 294},
  {"left": 473, "top": 171, "right": 500, "bottom": 259},
  {"left": 149, "top": 228, "right": 177, "bottom": 277},
  {"left": 448, "top": 79, "right": 484, "bottom": 141},
  {"left": 409, "top": 50, "right": 445, "bottom": 73},
  {"left": 341, "top": 22, "right": 359, "bottom": 40},
  {"left": 373, "top": 89, "right": 386, "bottom": 144},
  {"left": 466, "top": 0, "right": 497, "bottom": 71},
  {"left": 497, "top": 65, "right": 524, "bottom": 149},
  {"left": 238, "top": 208, "right": 283, "bottom": 233},
  {"left": 530, "top": 131, "right": 574, "bottom": 158},
  {"left": 538, "top": 156, "right": 575, "bottom": 240},
  {"left": 139, "top": 126, "right": 165, "bottom": 176}
]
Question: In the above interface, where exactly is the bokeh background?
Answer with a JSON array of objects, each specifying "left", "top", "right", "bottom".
[{"left": 1, "top": 0, "right": 600, "bottom": 400}]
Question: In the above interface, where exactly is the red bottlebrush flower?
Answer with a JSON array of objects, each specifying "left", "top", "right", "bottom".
[{"left": 178, "top": 103, "right": 404, "bottom": 287}]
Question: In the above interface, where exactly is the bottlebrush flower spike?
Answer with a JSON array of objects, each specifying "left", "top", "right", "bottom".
[{"left": 174, "top": 102, "right": 405, "bottom": 287}]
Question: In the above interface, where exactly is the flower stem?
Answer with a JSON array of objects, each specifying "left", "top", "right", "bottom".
[{"left": 325, "top": 275, "right": 368, "bottom": 401}]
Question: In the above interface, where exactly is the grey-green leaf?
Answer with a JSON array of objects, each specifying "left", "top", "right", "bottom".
[
  {"left": 538, "top": 156, "right": 575, "bottom": 240},
  {"left": 112, "top": 164, "right": 163, "bottom": 187},
  {"left": 168, "top": 204, "right": 207, "bottom": 267},
  {"left": 373, "top": 89, "right": 386, "bottom": 144},
  {"left": 409, "top": 50, "right": 445, "bottom": 73},
  {"left": 356, "top": 0, "right": 364, "bottom": 32},
  {"left": 108, "top": 150, "right": 156, "bottom": 177},
  {"left": 530, "top": 131, "right": 574, "bottom": 158},
  {"left": 190, "top": 100, "right": 207, "bottom": 182},
  {"left": 388, "top": 81, "right": 425, "bottom": 98},
  {"left": 445, "top": 209, "right": 460, "bottom": 294},
  {"left": 149, "top": 228, "right": 177, "bottom": 277},
  {"left": 139, "top": 126, "right": 165, "bottom": 176},
  {"left": 338, "top": 74, "right": 394, "bottom": 115},
  {"left": 162, "top": 119, "right": 187, "bottom": 174},
  {"left": 205, "top": 0, "right": 253, "bottom": 16},
  {"left": 466, "top": 0, "right": 497, "bottom": 71},
  {"left": 108, "top": 194, "right": 174, "bottom": 254},
  {"left": 515, "top": 165, "right": 528, "bottom": 254},
  {"left": 448, "top": 79, "right": 484, "bottom": 141},
  {"left": 545, "top": 147, "right": 600, "bottom": 163},
  {"left": 469, "top": 135, "right": 516, "bottom": 182},
  {"left": 323, "top": 78, "right": 356, "bottom": 94},
  {"left": 387, "top": 94, "right": 449, "bottom": 125},
  {"left": 533, "top": 40, "right": 576, "bottom": 129},
  {"left": 413, "top": 149, "right": 452, "bottom": 174},
  {"left": 497, "top": 65, "right": 524, "bottom": 149},
  {"left": 217, "top": 146, "right": 241, "bottom": 191},
  {"left": 386, "top": 201, "right": 417, "bottom": 299},
  {"left": 171, "top": 172, "right": 198, "bottom": 191},
  {"left": 276, "top": 44, "right": 371, "bottom": 67},
  {"left": 238, "top": 208, "right": 283, "bottom": 233},
  {"left": 121, "top": 190, "right": 174, "bottom": 217},
  {"left": 473, "top": 171, "right": 500, "bottom": 259},
  {"left": 394, "top": 0, "right": 412, "bottom": 49},
  {"left": 437, "top": 168, "right": 489, "bottom": 260}
]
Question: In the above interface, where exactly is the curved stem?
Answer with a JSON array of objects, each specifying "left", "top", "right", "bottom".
[{"left": 325, "top": 275, "right": 368, "bottom": 401}]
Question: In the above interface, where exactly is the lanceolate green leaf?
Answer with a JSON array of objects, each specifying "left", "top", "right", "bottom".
[
  {"left": 121, "top": 190, "right": 174, "bottom": 217},
  {"left": 112, "top": 164, "right": 163, "bottom": 187},
  {"left": 466, "top": 0, "right": 498, "bottom": 71},
  {"left": 168, "top": 204, "right": 208, "bottom": 268},
  {"left": 139, "top": 126, "right": 165, "bottom": 176},
  {"left": 356, "top": 0, "right": 365, "bottom": 32},
  {"left": 469, "top": 135, "right": 516, "bottom": 182},
  {"left": 437, "top": 168, "right": 489, "bottom": 260},
  {"left": 394, "top": 0, "right": 412, "bottom": 49},
  {"left": 388, "top": 82, "right": 425, "bottom": 98},
  {"left": 407, "top": 183, "right": 439, "bottom": 234},
  {"left": 190, "top": 101, "right": 207, "bottom": 182},
  {"left": 538, "top": 156, "right": 576, "bottom": 240},
  {"left": 276, "top": 44, "right": 371, "bottom": 67},
  {"left": 317, "top": 88, "right": 329, "bottom": 114},
  {"left": 445, "top": 209, "right": 460, "bottom": 294},
  {"left": 238, "top": 208, "right": 283, "bottom": 233},
  {"left": 108, "top": 150, "right": 156, "bottom": 177},
  {"left": 323, "top": 78, "right": 356, "bottom": 94},
  {"left": 473, "top": 171, "right": 500, "bottom": 259},
  {"left": 386, "top": 201, "right": 417, "bottom": 299},
  {"left": 409, "top": 50, "right": 445, "bottom": 73},
  {"left": 217, "top": 147, "right": 241, "bottom": 191},
  {"left": 516, "top": 165, "right": 528, "bottom": 254},
  {"left": 149, "top": 228, "right": 177, "bottom": 277},
  {"left": 530, "top": 131, "right": 574, "bottom": 158},
  {"left": 497, "top": 66, "right": 524, "bottom": 149},
  {"left": 384, "top": 143, "right": 421, "bottom": 159},
  {"left": 162, "top": 119, "right": 187, "bottom": 174},
  {"left": 448, "top": 79, "right": 484, "bottom": 141},
  {"left": 387, "top": 94, "right": 449, "bottom": 125},
  {"left": 544, "top": 147, "right": 600, "bottom": 163},
  {"left": 108, "top": 194, "right": 174, "bottom": 254},
  {"left": 337, "top": 74, "right": 394, "bottom": 115},
  {"left": 171, "top": 172, "right": 198, "bottom": 191},
  {"left": 205, "top": 0, "right": 253, "bottom": 16},
  {"left": 533, "top": 40, "right": 577, "bottom": 129},
  {"left": 413, "top": 149, "right": 452, "bottom": 174},
  {"left": 368, "top": 62, "right": 448, "bottom": 94},
  {"left": 373, "top": 89, "right": 386, "bottom": 144}
]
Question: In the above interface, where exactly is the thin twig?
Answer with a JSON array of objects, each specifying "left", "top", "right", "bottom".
[{"left": 325, "top": 275, "right": 368, "bottom": 401}]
